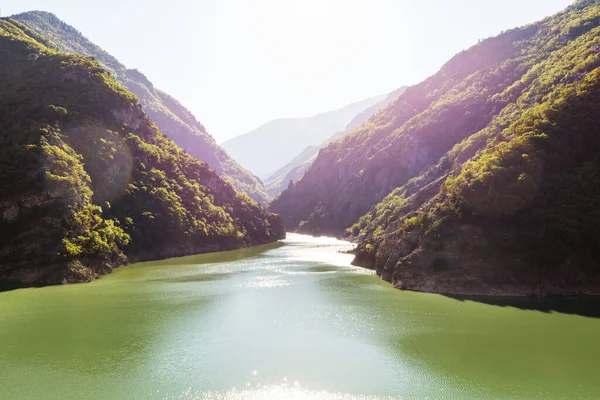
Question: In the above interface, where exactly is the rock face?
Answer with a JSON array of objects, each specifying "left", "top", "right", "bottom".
[
  {"left": 265, "top": 88, "right": 407, "bottom": 198},
  {"left": 0, "top": 18, "right": 284, "bottom": 286},
  {"left": 12, "top": 11, "right": 270, "bottom": 204},
  {"left": 222, "top": 94, "right": 388, "bottom": 179},
  {"left": 272, "top": 0, "right": 600, "bottom": 295}
]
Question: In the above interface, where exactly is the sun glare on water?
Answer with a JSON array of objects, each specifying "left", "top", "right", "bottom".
[{"left": 167, "top": 383, "right": 398, "bottom": 400}]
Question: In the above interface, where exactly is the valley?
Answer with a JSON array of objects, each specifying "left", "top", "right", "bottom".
[{"left": 0, "top": 2, "right": 599, "bottom": 399}]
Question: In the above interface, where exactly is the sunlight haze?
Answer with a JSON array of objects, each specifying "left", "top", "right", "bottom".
[{"left": 5, "top": 0, "right": 574, "bottom": 141}]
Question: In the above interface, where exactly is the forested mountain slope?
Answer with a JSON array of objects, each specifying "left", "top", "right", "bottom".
[
  {"left": 265, "top": 87, "right": 406, "bottom": 198},
  {"left": 222, "top": 94, "right": 387, "bottom": 179},
  {"left": 12, "top": 11, "right": 270, "bottom": 204},
  {"left": 271, "top": 0, "right": 600, "bottom": 295},
  {"left": 0, "top": 18, "right": 284, "bottom": 286}
]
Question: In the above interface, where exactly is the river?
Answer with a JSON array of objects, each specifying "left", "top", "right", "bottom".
[{"left": 1, "top": 234, "right": 599, "bottom": 399}]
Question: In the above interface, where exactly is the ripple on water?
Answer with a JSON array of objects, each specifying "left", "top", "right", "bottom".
[{"left": 241, "top": 275, "right": 292, "bottom": 289}]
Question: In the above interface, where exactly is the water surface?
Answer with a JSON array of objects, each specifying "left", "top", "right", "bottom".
[{"left": 1, "top": 234, "right": 599, "bottom": 399}]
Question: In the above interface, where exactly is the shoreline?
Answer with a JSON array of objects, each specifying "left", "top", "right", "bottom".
[{"left": 0, "top": 237, "right": 286, "bottom": 292}]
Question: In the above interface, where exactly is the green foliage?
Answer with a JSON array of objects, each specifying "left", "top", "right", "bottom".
[
  {"left": 61, "top": 205, "right": 130, "bottom": 259},
  {"left": 0, "top": 18, "right": 284, "bottom": 284},
  {"left": 436, "top": 67, "right": 600, "bottom": 264},
  {"left": 446, "top": 134, "right": 545, "bottom": 216},
  {"left": 44, "top": 104, "right": 68, "bottom": 121},
  {"left": 40, "top": 133, "right": 92, "bottom": 203},
  {"left": 401, "top": 213, "right": 429, "bottom": 232}
]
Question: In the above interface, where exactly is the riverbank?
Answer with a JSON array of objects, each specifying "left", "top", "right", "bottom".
[{"left": 0, "top": 236, "right": 286, "bottom": 291}]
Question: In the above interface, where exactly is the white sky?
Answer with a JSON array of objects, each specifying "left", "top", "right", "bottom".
[{"left": 4, "top": 0, "right": 574, "bottom": 142}]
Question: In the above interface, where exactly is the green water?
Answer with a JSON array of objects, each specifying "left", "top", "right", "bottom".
[{"left": 1, "top": 234, "right": 599, "bottom": 400}]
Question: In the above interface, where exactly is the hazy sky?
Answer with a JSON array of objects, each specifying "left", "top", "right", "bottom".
[{"left": 5, "top": 0, "right": 573, "bottom": 142}]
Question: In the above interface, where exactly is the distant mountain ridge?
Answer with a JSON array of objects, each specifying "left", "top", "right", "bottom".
[
  {"left": 12, "top": 11, "right": 270, "bottom": 204},
  {"left": 264, "top": 87, "right": 407, "bottom": 198},
  {"left": 222, "top": 94, "right": 388, "bottom": 179}
]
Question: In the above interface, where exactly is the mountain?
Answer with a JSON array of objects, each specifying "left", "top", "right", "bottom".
[
  {"left": 12, "top": 11, "right": 270, "bottom": 204},
  {"left": 264, "top": 88, "right": 407, "bottom": 198},
  {"left": 0, "top": 18, "right": 284, "bottom": 286},
  {"left": 271, "top": 0, "right": 600, "bottom": 296},
  {"left": 221, "top": 95, "right": 388, "bottom": 179}
]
